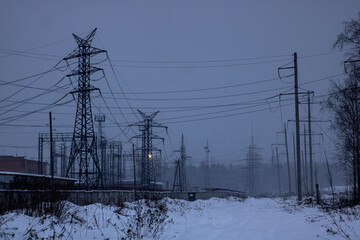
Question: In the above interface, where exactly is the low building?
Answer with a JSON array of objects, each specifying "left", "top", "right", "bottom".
[
  {"left": 0, "top": 155, "right": 46, "bottom": 174},
  {"left": 0, "top": 172, "right": 76, "bottom": 190}
]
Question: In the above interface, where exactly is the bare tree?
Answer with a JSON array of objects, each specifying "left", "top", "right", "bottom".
[
  {"left": 326, "top": 13, "right": 360, "bottom": 203},
  {"left": 333, "top": 12, "right": 360, "bottom": 74},
  {"left": 325, "top": 73, "right": 360, "bottom": 202}
]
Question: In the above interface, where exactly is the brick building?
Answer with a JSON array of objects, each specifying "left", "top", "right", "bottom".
[{"left": 0, "top": 155, "right": 47, "bottom": 174}]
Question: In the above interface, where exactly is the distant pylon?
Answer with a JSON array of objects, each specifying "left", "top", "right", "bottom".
[
  {"left": 130, "top": 110, "right": 167, "bottom": 189},
  {"left": 245, "top": 134, "right": 262, "bottom": 196},
  {"left": 172, "top": 134, "right": 191, "bottom": 192},
  {"left": 64, "top": 28, "right": 106, "bottom": 188}
]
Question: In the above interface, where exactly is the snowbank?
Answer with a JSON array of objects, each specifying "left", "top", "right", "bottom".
[{"left": 0, "top": 197, "right": 359, "bottom": 239}]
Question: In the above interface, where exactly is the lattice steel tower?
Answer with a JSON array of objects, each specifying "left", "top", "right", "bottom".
[
  {"left": 131, "top": 110, "right": 167, "bottom": 189},
  {"left": 173, "top": 134, "right": 191, "bottom": 192},
  {"left": 64, "top": 29, "right": 106, "bottom": 188},
  {"left": 245, "top": 135, "right": 262, "bottom": 196}
]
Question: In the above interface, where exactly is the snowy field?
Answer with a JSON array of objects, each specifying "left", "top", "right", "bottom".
[{"left": 0, "top": 196, "right": 359, "bottom": 239}]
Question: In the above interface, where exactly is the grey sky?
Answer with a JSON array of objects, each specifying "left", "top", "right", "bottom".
[{"left": 0, "top": 1, "right": 359, "bottom": 166}]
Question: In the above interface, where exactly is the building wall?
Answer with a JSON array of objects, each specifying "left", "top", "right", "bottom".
[{"left": 0, "top": 156, "right": 47, "bottom": 174}]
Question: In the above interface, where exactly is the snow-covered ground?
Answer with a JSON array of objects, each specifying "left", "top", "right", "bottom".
[{"left": 0, "top": 197, "right": 359, "bottom": 239}]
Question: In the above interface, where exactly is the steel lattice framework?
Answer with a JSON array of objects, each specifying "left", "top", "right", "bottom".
[
  {"left": 64, "top": 28, "right": 106, "bottom": 188},
  {"left": 245, "top": 135, "right": 262, "bottom": 196},
  {"left": 38, "top": 132, "right": 73, "bottom": 177},
  {"left": 173, "top": 134, "right": 191, "bottom": 192},
  {"left": 130, "top": 110, "right": 167, "bottom": 189}
]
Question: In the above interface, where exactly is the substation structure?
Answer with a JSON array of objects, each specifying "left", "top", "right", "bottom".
[
  {"left": 172, "top": 134, "right": 191, "bottom": 192},
  {"left": 38, "top": 132, "right": 125, "bottom": 188},
  {"left": 35, "top": 29, "right": 167, "bottom": 191}
]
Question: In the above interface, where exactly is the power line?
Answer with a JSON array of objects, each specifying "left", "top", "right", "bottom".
[
  {"left": 109, "top": 54, "right": 292, "bottom": 64},
  {"left": 0, "top": 31, "right": 88, "bottom": 59},
  {"left": 0, "top": 80, "right": 71, "bottom": 109},
  {"left": 103, "top": 76, "right": 288, "bottom": 95},
  {"left": 0, "top": 76, "right": 70, "bottom": 117},
  {"left": 0, "top": 48, "right": 61, "bottom": 61},
  {"left": 161, "top": 102, "right": 295, "bottom": 125},
  {"left": 0, "top": 60, "right": 72, "bottom": 87},
  {"left": 0, "top": 72, "right": 343, "bottom": 115},
  {"left": 0, "top": 47, "right": 348, "bottom": 64},
  {"left": 98, "top": 91, "right": 133, "bottom": 143},
  {"left": 298, "top": 49, "right": 347, "bottom": 60},
  {"left": 101, "top": 85, "right": 293, "bottom": 101},
  {"left": 0, "top": 72, "right": 342, "bottom": 119},
  {"left": 105, "top": 53, "right": 139, "bottom": 120},
  {"left": 99, "top": 58, "right": 293, "bottom": 69},
  {"left": 0, "top": 79, "right": 69, "bottom": 93},
  {"left": 0, "top": 72, "right": 346, "bottom": 128},
  {"left": 0, "top": 144, "right": 37, "bottom": 149},
  {"left": 91, "top": 98, "right": 132, "bottom": 140},
  {"left": 0, "top": 93, "right": 73, "bottom": 125},
  {"left": 99, "top": 73, "right": 344, "bottom": 101},
  {"left": 157, "top": 98, "right": 294, "bottom": 122},
  {"left": 101, "top": 70, "right": 138, "bottom": 137}
]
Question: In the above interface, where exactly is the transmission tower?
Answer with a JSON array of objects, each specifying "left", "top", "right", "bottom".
[
  {"left": 204, "top": 141, "right": 210, "bottom": 189},
  {"left": 172, "top": 134, "right": 191, "bottom": 192},
  {"left": 130, "top": 110, "right": 167, "bottom": 189},
  {"left": 245, "top": 135, "right": 262, "bottom": 196},
  {"left": 64, "top": 28, "right": 106, "bottom": 188}
]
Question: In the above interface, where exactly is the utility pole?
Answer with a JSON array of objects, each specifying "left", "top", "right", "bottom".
[
  {"left": 132, "top": 143, "right": 137, "bottom": 201},
  {"left": 307, "top": 91, "right": 314, "bottom": 195},
  {"left": 304, "top": 126, "right": 308, "bottom": 195},
  {"left": 95, "top": 114, "right": 105, "bottom": 186},
  {"left": 294, "top": 52, "right": 302, "bottom": 201},
  {"left": 276, "top": 147, "right": 281, "bottom": 195},
  {"left": 60, "top": 143, "right": 66, "bottom": 177},
  {"left": 279, "top": 52, "right": 301, "bottom": 201},
  {"left": 293, "top": 132, "right": 297, "bottom": 194},
  {"left": 204, "top": 141, "right": 210, "bottom": 189},
  {"left": 284, "top": 124, "right": 291, "bottom": 193},
  {"left": 49, "top": 111, "right": 54, "bottom": 188}
]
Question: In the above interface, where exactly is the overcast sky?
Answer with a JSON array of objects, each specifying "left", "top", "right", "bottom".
[{"left": 0, "top": 1, "right": 359, "bottom": 167}]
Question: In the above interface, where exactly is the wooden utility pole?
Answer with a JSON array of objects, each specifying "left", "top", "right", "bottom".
[
  {"left": 276, "top": 147, "right": 282, "bottom": 195},
  {"left": 294, "top": 52, "right": 302, "bottom": 201},
  {"left": 278, "top": 52, "right": 302, "bottom": 200},
  {"left": 132, "top": 143, "right": 137, "bottom": 201},
  {"left": 49, "top": 111, "right": 54, "bottom": 216},
  {"left": 204, "top": 141, "right": 210, "bottom": 189},
  {"left": 293, "top": 132, "right": 297, "bottom": 194},
  {"left": 284, "top": 124, "right": 291, "bottom": 193},
  {"left": 49, "top": 111, "right": 54, "bottom": 188},
  {"left": 302, "top": 151, "right": 305, "bottom": 195},
  {"left": 304, "top": 126, "right": 308, "bottom": 195},
  {"left": 307, "top": 91, "right": 314, "bottom": 196}
]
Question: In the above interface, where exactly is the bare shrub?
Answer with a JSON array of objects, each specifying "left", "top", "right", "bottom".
[{"left": 125, "top": 199, "right": 171, "bottom": 239}]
